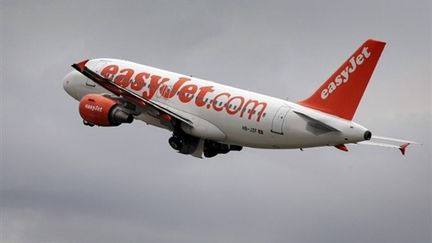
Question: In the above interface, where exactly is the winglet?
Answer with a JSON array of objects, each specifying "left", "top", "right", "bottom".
[
  {"left": 399, "top": 143, "right": 410, "bottom": 155},
  {"left": 335, "top": 144, "right": 349, "bottom": 152},
  {"left": 72, "top": 59, "right": 89, "bottom": 72}
]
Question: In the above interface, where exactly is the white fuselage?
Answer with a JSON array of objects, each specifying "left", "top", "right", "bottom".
[{"left": 63, "top": 58, "right": 369, "bottom": 149}]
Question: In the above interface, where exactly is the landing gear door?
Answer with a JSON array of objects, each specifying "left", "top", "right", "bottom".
[{"left": 271, "top": 106, "right": 290, "bottom": 135}]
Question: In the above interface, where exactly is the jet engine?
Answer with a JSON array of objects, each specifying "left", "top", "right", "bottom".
[{"left": 79, "top": 94, "right": 133, "bottom": 126}]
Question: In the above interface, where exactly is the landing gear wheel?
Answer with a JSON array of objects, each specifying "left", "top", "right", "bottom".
[
  {"left": 204, "top": 149, "right": 218, "bottom": 158},
  {"left": 168, "top": 136, "right": 183, "bottom": 151}
]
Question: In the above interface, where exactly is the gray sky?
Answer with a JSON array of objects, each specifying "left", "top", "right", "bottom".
[{"left": 1, "top": 1, "right": 431, "bottom": 243}]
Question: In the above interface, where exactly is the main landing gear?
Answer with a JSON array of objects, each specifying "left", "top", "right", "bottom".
[
  {"left": 203, "top": 140, "right": 242, "bottom": 158},
  {"left": 168, "top": 136, "right": 183, "bottom": 151},
  {"left": 167, "top": 119, "right": 242, "bottom": 158},
  {"left": 168, "top": 131, "right": 200, "bottom": 155},
  {"left": 168, "top": 132, "right": 242, "bottom": 158}
]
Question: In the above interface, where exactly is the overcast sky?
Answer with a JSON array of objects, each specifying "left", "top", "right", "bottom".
[{"left": 1, "top": 1, "right": 431, "bottom": 243}]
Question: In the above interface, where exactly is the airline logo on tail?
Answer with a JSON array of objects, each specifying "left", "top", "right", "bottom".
[{"left": 321, "top": 47, "right": 371, "bottom": 100}]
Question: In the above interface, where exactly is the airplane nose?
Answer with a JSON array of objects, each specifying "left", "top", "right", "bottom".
[{"left": 63, "top": 71, "right": 77, "bottom": 98}]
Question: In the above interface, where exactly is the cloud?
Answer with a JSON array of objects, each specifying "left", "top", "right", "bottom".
[{"left": 1, "top": 1, "right": 431, "bottom": 243}]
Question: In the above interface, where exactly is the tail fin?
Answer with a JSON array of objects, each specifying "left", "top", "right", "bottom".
[{"left": 298, "top": 39, "right": 386, "bottom": 120}]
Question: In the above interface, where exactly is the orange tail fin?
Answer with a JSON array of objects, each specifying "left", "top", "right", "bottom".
[{"left": 298, "top": 39, "right": 386, "bottom": 120}]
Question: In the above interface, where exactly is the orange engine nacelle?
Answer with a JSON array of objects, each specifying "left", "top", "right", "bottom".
[{"left": 79, "top": 94, "right": 134, "bottom": 126}]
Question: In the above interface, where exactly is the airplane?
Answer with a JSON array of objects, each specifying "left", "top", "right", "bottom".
[{"left": 63, "top": 39, "right": 418, "bottom": 158}]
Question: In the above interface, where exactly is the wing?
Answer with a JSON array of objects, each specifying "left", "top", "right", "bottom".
[
  {"left": 72, "top": 59, "right": 193, "bottom": 127},
  {"left": 357, "top": 136, "right": 421, "bottom": 155}
]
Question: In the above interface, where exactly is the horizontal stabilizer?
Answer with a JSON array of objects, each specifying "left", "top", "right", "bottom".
[
  {"left": 357, "top": 135, "right": 420, "bottom": 155},
  {"left": 371, "top": 136, "right": 420, "bottom": 145}
]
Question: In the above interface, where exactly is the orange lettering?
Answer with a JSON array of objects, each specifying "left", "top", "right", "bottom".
[
  {"left": 195, "top": 86, "right": 214, "bottom": 107},
  {"left": 100, "top": 65, "right": 119, "bottom": 80},
  {"left": 240, "top": 99, "right": 267, "bottom": 122},
  {"left": 161, "top": 77, "right": 190, "bottom": 99},
  {"left": 212, "top": 92, "right": 231, "bottom": 111},
  {"left": 142, "top": 75, "right": 170, "bottom": 99},
  {"left": 114, "top": 68, "right": 134, "bottom": 88},
  {"left": 226, "top": 96, "right": 244, "bottom": 115},
  {"left": 178, "top": 84, "right": 198, "bottom": 103},
  {"left": 131, "top": 72, "right": 149, "bottom": 91}
]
